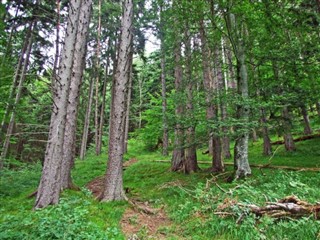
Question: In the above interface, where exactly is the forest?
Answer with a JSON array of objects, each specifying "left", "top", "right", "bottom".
[{"left": 0, "top": 0, "right": 319, "bottom": 239}]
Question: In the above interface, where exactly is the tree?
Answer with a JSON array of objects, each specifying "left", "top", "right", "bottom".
[
  {"left": 224, "top": 7, "right": 251, "bottom": 179},
  {"left": 101, "top": 0, "right": 133, "bottom": 201},
  {"left": 35, "top": 0, "right": 92, "bottom": 208}
]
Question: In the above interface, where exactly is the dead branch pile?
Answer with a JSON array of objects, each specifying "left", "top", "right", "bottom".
[{"left": 216, "top": 196, "right": 320, "bottom": 221}]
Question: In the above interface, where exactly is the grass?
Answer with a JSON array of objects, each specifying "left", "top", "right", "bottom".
[{"left": 0, "top": 135, "right": 320, "bottom": 239}]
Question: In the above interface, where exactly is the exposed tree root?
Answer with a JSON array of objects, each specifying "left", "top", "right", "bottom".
[
  {"left": 154, "top": 160, "right": 320, "bottom": 172},
  {"left": 272, "top": 133, "right": 320, "bottom": 145},
  {"left": 128, "top": 199, "right": 160, "bottom": 215}
]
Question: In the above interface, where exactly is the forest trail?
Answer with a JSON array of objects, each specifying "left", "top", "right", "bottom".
[{"left": 86, "top": 158, "right": 173, "bottom": 239}]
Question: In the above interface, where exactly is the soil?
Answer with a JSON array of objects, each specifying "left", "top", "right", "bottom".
[
  {"left": 120, "top": 202, "right": 171, "bottom": 239},
  {"left": 86, "top": 158, "right": 173, "bottom": 239}
]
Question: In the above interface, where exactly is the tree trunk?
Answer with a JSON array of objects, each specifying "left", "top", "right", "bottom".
[
  {"left": 94, "top": 0, "right": 102, "bottom": 156},
  {"left": 61, "top": 0, "right": 92, "bottom": 190},
  {"left": 282, "top": 106, "right": 296, "bottom": 151},
  {"left": 124, "top": 52, "right": 133, "bottom": 154},
  {"left": 97, "top": 41, "right": 111, "bottom": 155},
  {"left": 225, "top": 12, "right": 251, "bottom": 179},
  {"left": 1, "top": 22, "right": 32, "bottom": 136},
  {"left": 35, "top": 0, "right": 83, "bottom": 209},
  {"left": 260, "top": 108, "right": 272, "bottom": 156},
  {"left": 80, "top": 77, "right": 95, "bottom": 160},
  {"left": 1, "top": 21, "right": 35, "bottom": 162},
  {"left": 51, "top": 0, "right": 61, "bottom": 93},
  {"left": 184, "top": 29, "right": 198, "bottom": 174},
  {"left": 171, "top": 37, "right": 184, "bottom": 172},
  {"left": 160, "top": 6, "right": 168, "bottom": 156},
  {"left": 199, "top": 19, "right": 223, "bottom": 172},
  {"left": 101, "top": 0, "right": 133, "bottom": 201},
  {"left": 301, "top": 105, "right": 312, "bottom": 135}
]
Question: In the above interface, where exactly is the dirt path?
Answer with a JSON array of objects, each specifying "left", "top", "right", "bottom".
[{"left": 86, "top": 158, "right": 173, "bottom": 239}]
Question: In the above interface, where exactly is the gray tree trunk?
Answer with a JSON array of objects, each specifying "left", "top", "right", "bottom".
[
  {"left": 95, "top": 0, "right": 102, "bottom": 156},
  {"left": 97, "top": 42, "right": 111, "bottom": 155},
  {"left": 51, "top": 0, "right": 61, "bottom": 93},
  {"left": 282, "top": 106, "right": 296, "bottom": 151},
  {"left": 226, "top": 12, "right": 251, "bottom": 179},
  {"left": 80, "top": 77, "right": 94, "bottom": 160},
  {"left": 101, "top": 0, "right": 133, "bottom": 201},
  {"left": 199, "top": 19, "right": 223, "bottom": 172},
  {"left": 160, "top": 6, "right": 168, "bottom": 156},
  {"left": 35, "top": 0, "right": 83, "bottom": 209},
  {"left": 184, "top": 29, "right": 198, "bottom": 174},
  {"left": 124, "top": 52, "right": 133, "bottom": 153},
  {"left": 301, "top": 105, "right": 312, "bottom": 135},
  {"left": 1, "top": 21, "right": 35, "bottom": 162},
  {"left": 61, "top": 0, "right": 92, "bottom": 190},
  {"left": 171, "top": 38, "right": 185, "bottom": 172},
  {"left": 1, "top": 22, "right": 32, "bottom": 136}
]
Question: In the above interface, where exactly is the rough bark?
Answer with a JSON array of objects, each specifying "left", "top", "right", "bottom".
[
  {"left": 199, "top": 19, "right": 223, "bottom": 172},
  {"left": 160, "top": 6, "right": 168, "bottom": 156},
  {"left": 1, "top": 21, "right": 35, "bottom": 161},
  {"left": 301, "top": 105, "right": 312, "bottom": 135},
  {"left": 80, "top": 77, "right": 94, "bottom": 160},
  {"left": 171, "top": 38, "right": 185, "bottom": 172},
  {"left": 35, "top": 0, "right": 82, "bottom": 209},
  {"left": 95, "top": 0, "right": 102, "bottom": 156},
  {"left": 225, "top": 12, "right": 251, "bottom": 179},
  {"left": 212, "top": 45, "right": 225, "bottom": 171},
  {"left": 1, "top": 22, "right": 32, "bottom": 137},
  {"left": 101, "top": 0, "right": 133, "bottom": 201},
  {"left": 282, "top": 106, "right": 296, "bottom": 151},
  {"left": 61, "top": 0, "right": 92, "bottom": 190},
  {"left": 219, "top": 39, "right": 232, "bottom": 159},
  {"left": 97, "top": 41, "right": 111, "bottom": 155},
  {"left": 184, "top": 29, "right": 198, "bottom": 174},
  {"left": 51, "top": 0, "right": 61, "bottom": 93},
  {"left": 124, "top": 52, "right": 133, "bottom": 153}
]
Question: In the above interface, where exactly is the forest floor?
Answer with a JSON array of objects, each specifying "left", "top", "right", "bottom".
[
  {"left": 1, "top": 136, "right": 320, "bottom": 239},
  {"left": 86, "top": 158, "right": 172, "bottom": 239}
]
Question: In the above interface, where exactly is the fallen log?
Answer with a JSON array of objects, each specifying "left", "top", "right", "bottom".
[
  {"left": 235, "top": 196, "right": 320, "bottom": 220},
  {"left": 154, "top": 160, "right": 320, "bottom": 172},
  {"left": 272, "top": 133, "right": 320, "bottom": 145}
]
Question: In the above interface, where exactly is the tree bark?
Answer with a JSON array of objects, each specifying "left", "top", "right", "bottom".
[
  {"left": 35, "top": 0, "right": 83, "bottom": 209},
  {"left": 124, "top": 52, "right": 133, "bottom": 154},
  {"left": 171, "top": 37, "right": 185, "bottom": 172},
  {"left": 301, "top": 105, "right": 312, "bottom": 135},
  {"left": 80, "top": 77, "right": 95, "bottom": 160},
  {"left": 199, "top": 19, "right": 223, "bottom": 172},
  {"left": 101, "top": 0, "right": 133, "bottom": 201},
  {"left": 97, "top": 40, "right": 112, "bottom": 155},
  {"left": 184, "top": 29, "right": 198, "bottom": 174},
  {"left": 1, "top": 22, "right": 32, "bottom": 137},
  {"left": 160, "top": 5, "right": 169, "bottom": 156},
  {"left": 1, "top": 21, "right": 35, "bottom": 162},
  {"left": 61, "top": 0, "right": 92, "bottom": 190},
  {"left": 95, "top": 0, "right": 102, "bottom": 156},
  {"left": 225, "top": 12, "right": 251, "bottom": 178},
  {"left": 282, "top": 106, "right": 296, "bottom": 151},
  {"left": 51, "top": 0, "right": 61, "bottom": 93}
]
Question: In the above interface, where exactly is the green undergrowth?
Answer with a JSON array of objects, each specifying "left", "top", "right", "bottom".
[{"left": 1, "top": 137, "right": 320, "bottom": 239}]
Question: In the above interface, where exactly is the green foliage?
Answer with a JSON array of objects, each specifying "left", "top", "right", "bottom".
[{"left": 0, "top": 195, "right": 123, "bottom": 240}]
